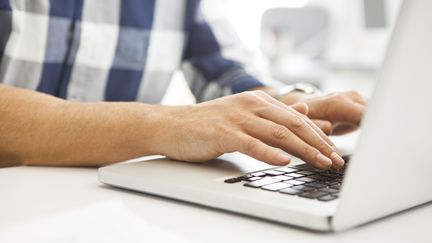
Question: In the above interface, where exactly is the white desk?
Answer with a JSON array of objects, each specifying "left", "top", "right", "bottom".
[{"left": 1, "top": 164, "right": 431, "bottom": 242}]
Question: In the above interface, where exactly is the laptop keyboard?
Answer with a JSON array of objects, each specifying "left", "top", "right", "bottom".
[{"left": 224, "top": 160, "right": 348, "bottom": 202}]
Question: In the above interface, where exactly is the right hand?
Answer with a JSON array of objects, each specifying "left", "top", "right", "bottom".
[{"left": 158, "top": 91, "right": 344, "bottom": 169}]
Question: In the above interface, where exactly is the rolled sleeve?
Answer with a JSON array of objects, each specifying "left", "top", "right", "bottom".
[{"left": 183, "top": 0, "right": 264, "bottom": 93}]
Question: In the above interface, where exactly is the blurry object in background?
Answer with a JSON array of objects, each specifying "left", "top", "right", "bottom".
[
  {"left": 324, "top": 0, "right": 402, "bottom": 71},
  {"left": 260, "top": 7, "right": 331, "bottom": 86},
  {"left": 363, "top": 0, "right": 387, "bottom": 28}
]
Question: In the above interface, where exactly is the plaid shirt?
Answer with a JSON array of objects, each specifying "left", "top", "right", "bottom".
[{"left": 0, "top": 0, "right": 264, "bottom": 103}]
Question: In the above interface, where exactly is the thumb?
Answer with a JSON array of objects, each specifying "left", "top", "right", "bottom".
[{"left": 291, "top": 102, "right": 309, "bottom": 115}]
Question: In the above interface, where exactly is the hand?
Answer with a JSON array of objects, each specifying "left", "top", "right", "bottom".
[
  {"left": 283, "top": 91, "right": 368, "bottom": 135},
  {"left": 158, "top": 91, "right": 345, "bottom": 169}
]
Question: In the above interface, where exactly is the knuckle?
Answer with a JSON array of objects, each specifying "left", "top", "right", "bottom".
[
  {"left": 251, "top": 90, "right": 267, "bottom": 97},
  {"left": 291, "top": 116, "right": 307, "bottom": 130},
  {"left": 349, "top": 90, "right": 362, "bottom": 98},
  {"left": 271, "top": 125, "right": 291, "bottom": 140},
  {"left": 237, "top": 92, "right": 262, "bottom": 105},
  {"left": 245, "top": 138, "right": 260, "bottom": 154},
  {"left": 226, "top": 110, "right": 251, "bottom": 126},
  {"left": 303, "top": 145, "right": 319, "bottom": 160},
  {"left": 317, "top": 139, "right": 329, "bottom": 152}
]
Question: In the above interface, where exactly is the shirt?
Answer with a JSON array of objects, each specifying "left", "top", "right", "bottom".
[{"left": 0, "top": 0, "right": 264, "bottom": 103}]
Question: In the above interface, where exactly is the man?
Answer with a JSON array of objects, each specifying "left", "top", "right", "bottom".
[{"left": 0, "top": 0, "right": 367, "bottom": 169}]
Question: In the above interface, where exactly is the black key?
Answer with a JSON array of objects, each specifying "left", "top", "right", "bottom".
[
  {"left": 299, "top": 191, "right": 328, "bottom": 199},
  {"left": 306, "top": 182, "right": 327, "bottom": 189},
  {"left": 327, "top": 170, "right": 343, "bottom": 175},
  {"left": 286, "top": 179, "right": 305, "bottom": 185},
  {"left": 330, "top": 184, "right": 341, "bottom": 189},
  {"left": 264, "top": 170, "right": 285, "bottom": 176},
  {"left": 318, "top": 195, "right": 338, "bottom": 202},
  {"left": 319, "top": 188, "right": 339, "bottom": 194},
  {"left": 261, "top": 182, "right": 292, "bottom": 191},
  {"left": 280, "top": 188, "right": 302, "bottom": 195},
  {"left": 294, "top": 164, "right": 323, "bottom": 173},
  {"left": 323, "top": 180, "right": 339, "bottom": 186},
  {"left": 297, "top": 177, "right": 315, "bottom": 183},
  {"left": 297, "top": 170, "right": 316, "bottom": 176},
  {"left": 224, "top": 176, "right": 246, "bottom": 184},
  {"left": 291, "top": 185, "right": 316, "bottom": 192},
  {"left": 244, "top": 177, "right": 281, "bottom": 188},
  {"left": 320, "top": 172, "right": 340, "bottom": 179},
  {"left": 275, "top": 167, "right": 298, "bottom": 173},
  {"left": 286, "top": 173, "right": 304, "bottom": 178},
  {"left": 310, "top": 175, "right": 333, "bottom": 181},
  {"left": 292, "top": 164, "right": 311, "bottom": 170}
]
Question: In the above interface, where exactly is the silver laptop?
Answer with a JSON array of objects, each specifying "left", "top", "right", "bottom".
[{"left": 98, "top": 0, "right": 432, "bottom": 231}]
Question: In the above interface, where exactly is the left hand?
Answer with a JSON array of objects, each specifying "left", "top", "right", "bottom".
[{"left": 281, "top": 91, "right": 368, "bottom": 135}]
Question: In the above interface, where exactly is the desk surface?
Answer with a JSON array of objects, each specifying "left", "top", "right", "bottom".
[{"left": 1, "top": 165, "right": 431, "bottom": 242}]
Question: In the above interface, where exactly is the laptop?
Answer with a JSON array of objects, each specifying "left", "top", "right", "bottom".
[{"left": 98, "top": 0, "right": 432, "bottom": 231}]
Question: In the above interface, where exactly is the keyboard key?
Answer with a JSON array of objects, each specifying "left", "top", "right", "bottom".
[
  {"left": 291, "top": 185, "right": 316, "bottom": 192},
  {"left": 261, "top": 182, "right": 292, "bottom": 191},
  {"left": 309, "top": 175, "right": 332, "bottom": 181},
  {"left": 251, "top": 172, "right": 266, "bottom": 177},
  {"left": 272, "top": 175, "right": 293, "bottom": 181},
  {"left": 297, "top": 177, "right": 315, "bottom": 183},
  {"left": 286, "top": 179, "right": 305, "bottom": 185},
  {"left": 244, "top": 177, "right": 281, "bottom": 188},
  {"left": 318, "top": 195, "right": 338, "bottom": 202},
  {"left": 299, "top": 191, "right": 329, "bottom": 199},
  {"left": 224, "top": 176, "right": 246, "bottom": 184},
  {"left": 297, "top": 170, "right": 316, "bottom": 176},
  {"left": 330, "top": 184, "right": 341, "bottom": 189},
  {"left": 306, "top": 182, "right": 327, "bottom": 188},
  {"left": 319, "top": 188, "right": 339, "bottom": 194},
  {"left": 286, "top": 173, "right": 304, "bottom": 178},
  {"left": 244, "top": 176, "right": 263, "bottom": 182},
  {"left": 294, "top": 164, "right": 323, "bottom": 173},
  {"left": 292, "top": 164, "right": 311, "bottom": 170},
  {"left": 280, "top": 188, "right": 302, "bottom": 195},
  {"left": 264, "top": 170, "right": 285, "bottom": 176},
  {"left": 275, "top": 167, "right": 298, "bottom": 173}
]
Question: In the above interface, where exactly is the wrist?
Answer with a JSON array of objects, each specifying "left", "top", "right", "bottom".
[{"left": 149, "top": 105, "right": 193, "bottom": 158}]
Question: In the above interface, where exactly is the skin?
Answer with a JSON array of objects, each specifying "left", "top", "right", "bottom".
[{"left": 0, "top": 84, "right": 366, "bottom": 169}]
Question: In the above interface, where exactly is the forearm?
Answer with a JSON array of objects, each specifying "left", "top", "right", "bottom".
[{"left": 0, "top": 85, "right": 168, "bottom": 167}]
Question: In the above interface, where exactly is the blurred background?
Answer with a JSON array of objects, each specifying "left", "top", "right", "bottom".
[{"left": 163, "top": 0, "right": 403, "bottom": 104}]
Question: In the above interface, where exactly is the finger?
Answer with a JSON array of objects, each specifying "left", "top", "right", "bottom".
[
  {"left": 233, "top": 132, "right": 292, "bottom": 166},
  {"left": 253, "top": 92, "right": 337, "bottom": 149},
  {"left": 313, "top": 119, "right": 333, "bottom": 135},
  {"left": 348, "top": 91, "right": 369, "bottom": 106},
  {"left": 243, "top": 118, "right": 335, "bottom": 169},
  {"left": 299, "top": 112, "right": 336, "bottom": 148},
  {"left": 291, "top": 102, "right": 309, "bottom": 115},
  {"left": 313, "top": 101, "right": 365, "bottom": 126},
  {"left": 252, "top": 101, "right": 344, "bottom": 169},
  {"left": 332, "top": 123, "right": 359, "bottom": 135},
  {"left": 251, "top": 94, "right": 344, "bottom": 158}
]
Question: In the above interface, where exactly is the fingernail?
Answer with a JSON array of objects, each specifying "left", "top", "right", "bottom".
[
  {"left": 277, "top": 154, "right": 291, "bottom": 165},
  {"left": 330, "top": 152, "right": 345, "bottom": 168},
  {"left": 316, "top": 153, "right": 332, "bottom": 169}
]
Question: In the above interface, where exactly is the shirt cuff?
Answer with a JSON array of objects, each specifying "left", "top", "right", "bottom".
[{"left": 230, "top": 75, "right": 264, "bottom": 93}]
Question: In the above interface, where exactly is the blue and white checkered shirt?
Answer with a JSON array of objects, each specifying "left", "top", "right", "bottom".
[{"left": 0, "top": 0, "right": 264, "bottom": 103}]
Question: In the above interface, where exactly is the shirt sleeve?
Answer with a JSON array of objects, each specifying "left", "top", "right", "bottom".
[{"left": 183, "top": 0, "right": 265, "bottom": 94}]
